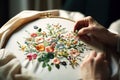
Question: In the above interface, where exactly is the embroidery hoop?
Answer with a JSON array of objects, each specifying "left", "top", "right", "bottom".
[{"left": 3, "top": 13, "right": 85, "bottom": 80}]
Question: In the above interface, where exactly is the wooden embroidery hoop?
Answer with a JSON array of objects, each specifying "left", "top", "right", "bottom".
[{"left": 0, "top": 11, "right": 75, "bottom": 48}]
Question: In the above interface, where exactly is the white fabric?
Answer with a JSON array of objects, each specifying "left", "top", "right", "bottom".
[{"left": 0, "top": 10, "right": 85, "bottom": 80}]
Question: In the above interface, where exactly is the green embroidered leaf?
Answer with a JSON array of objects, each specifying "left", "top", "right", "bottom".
[
  {"left": 42, "top": 62, "right": 46, "bottom": 68},
  {"left": 38, "top": 28, "right": 42, "bottom": 32},
  {"left": 55, "top": 64, "right": 60, "bottom": 69},
  {"left": 51, "top": 63, "right": 54, "bottom": 65},
  {"left": 38, "top": 57, "right": 43, "bottom": 62},
  {"left": 47, "top": 64, "right": 52, "bottom": 71},
  {"left": 61, "top": 61, "right": 67, "bottom": 66},
  {"left": 44, "top": 59, "right": 50, "bottom": 63},
  {"left": 47, "top": 53, "right": 54, "bottom": 59}
]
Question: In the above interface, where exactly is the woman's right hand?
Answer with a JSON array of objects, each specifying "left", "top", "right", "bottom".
[{"left": 74, "top": 16, "right": 118, "bottom": 52}]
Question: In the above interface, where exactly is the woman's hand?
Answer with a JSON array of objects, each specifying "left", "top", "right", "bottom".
[
  {"left": 80, "top": 51, "right": 110, "bottom": 80},
  {"left": 74, "top": 16, "right": 118, "bottom": 52}
]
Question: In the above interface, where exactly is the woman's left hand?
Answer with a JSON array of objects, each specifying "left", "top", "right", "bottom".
[{"left": 80, "top": 51, "right": 110, "bottom": 80}]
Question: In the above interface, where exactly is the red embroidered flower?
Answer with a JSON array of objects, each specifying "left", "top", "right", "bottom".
[
  {"left": 31, "top": 33, "right": 37, "bottom": 37},
  {"left": 27, "top": 54, "right": 37, "bottom": 61}
]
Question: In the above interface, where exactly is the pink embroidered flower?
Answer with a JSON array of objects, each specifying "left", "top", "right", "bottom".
[
  {"left": 69, "top": 49, "right": 80, "bottom": 57},
  {"left": 27, "top": 54, "right": 37, "bottom": 61},
  {"left": 53, "top": 57, "right": 60, "bottom": 64},
  {"left": 31, "top": 33, "right": 37, "bottom": 37},
  {"left": 33, "top": 54, "right": 37, "bottom": 59},
  {"left": 45, "top": 46, "right": 54, "bottom": 53},
  {"left": 35, "top": 37, "right": 44, "bottom": 43},
  {"left": 50, "top": 42, "right": 56, "bottom": 48}
]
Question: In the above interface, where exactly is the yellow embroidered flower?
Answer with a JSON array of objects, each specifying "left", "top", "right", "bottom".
[
  {"left": 57, "top": 51, "right": 63, "bottom": 55},
  {"left": 66, "top": 42, "right": 71, "bottom": 46},
  {"left": 21, "top": 45, "right": 26, "bottom": 51},
  {"left": 42, "top": 31, "right": 46, "bottom": 36}
]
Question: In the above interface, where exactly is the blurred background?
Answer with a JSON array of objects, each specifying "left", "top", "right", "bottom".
[{"left": 0, "top": 0, "right": 120, "bottom": 28}]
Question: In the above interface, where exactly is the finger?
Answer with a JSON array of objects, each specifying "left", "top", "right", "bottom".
[
  {"left": 81, "top": 54, "right": 89, "bottom": 68},
  {"left": 88, "top": 51, "right": 97, "bottom": 59},
  {"left": 83, "top": 54, "right": 89, "bottom": 61},
  {"left": 74, "top": 19, "right": 89, "bottom": 32},
  {"left": 78, "top": 35, "right": 91, "bottom": 43},
  {"left": 85, "top": 16, "right": 95, "bottom": 24},
  {"left": 82, "top": 51, "right": 96, "bottom": 65},
  {"left": 74, "top": 16, "right": 95, "bottom": 32},
  {"left": 95, "top": 52, "right": 105, "bottom": 62}
]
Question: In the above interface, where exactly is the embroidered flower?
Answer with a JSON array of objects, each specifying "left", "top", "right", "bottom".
[
  {"left": 41, "top": 31, "right": 46, "bottom": 36},
  {"left": 36, "top": 44, "right": 45, "bottom": 51},
  {"left": 53, "top": 57, "right": 60, "bottom": 64},
  {"left": 45, "top": 46, "right": 54, "bottom": 53},
  {"left": 69, "top": 49, "right": 80, "bottom": 57},
  {"left": 27, "top": 53, "right": 37, "bottom": 61},
  {"left": 35, "top": 37, "right": 44, "bottom": 43},
  {"left": 20, "top": 45, "right": 26, "bottom": 51},
  {"left": 31, "top": 33, "right": 37, "bottom": 37}
]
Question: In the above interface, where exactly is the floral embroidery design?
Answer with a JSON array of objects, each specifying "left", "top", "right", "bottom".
[{"left": 17, "top": 24, "right": 88, "bottom": 71}]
